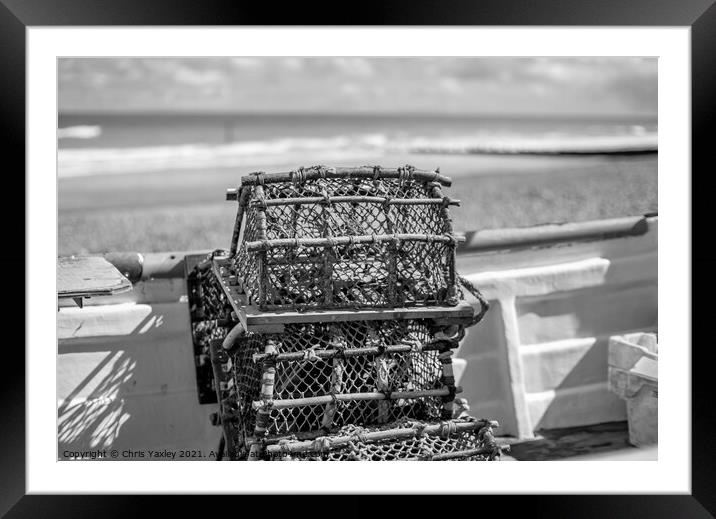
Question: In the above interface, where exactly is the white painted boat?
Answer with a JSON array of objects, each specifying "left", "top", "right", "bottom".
[{"left": 57, "top": 214, "right": 657, "bottom": 458}]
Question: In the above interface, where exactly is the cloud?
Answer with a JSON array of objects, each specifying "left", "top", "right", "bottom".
[
  {"left": 230, "top": 58, "right": 265, "bottom": 70},
  {"left": 439, "top": 78, "right": 463, "bottom": 94},
  {"left": 331, "top": 58, "right": 374, "bottom": 77},
  {"left": 88, "top": 72, "right": 110, "bottom": 88},
  {"left": 173, "top": 66, "right": 225, "bottom": 86},
  {"left": 339, "top": 82, "right": 363, "bottom": 96},
  {"left": 281, "top": 58, "right": 304, "bottom": 71},
  {"left": 58, "top": 57, "right": 657, "bottom": 116}
]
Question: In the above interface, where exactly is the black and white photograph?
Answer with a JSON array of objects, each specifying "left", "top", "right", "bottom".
[
  {"left": 57, "top": 56, "right": 659, "bottom": 462},
  {"left": 0, "top": 0, "right": 706, "bottom": 508}
]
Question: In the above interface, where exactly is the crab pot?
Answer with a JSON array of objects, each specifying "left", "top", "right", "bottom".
[
  {"left": 228, "top": 166, "right": 463, "bottom": 311},
  {"left": 217, "top": 319, "right": 462, "bottom": 460},
  {"left": 187, "top": 165, "right": 496, "bottom": 461},
  {"left": 263, "top": 418, "right": 505, "bottom": 461}
]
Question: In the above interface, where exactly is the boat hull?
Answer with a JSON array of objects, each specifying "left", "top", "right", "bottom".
[{"left": 57, "top": 215, "right": 657, "bottom": 457}]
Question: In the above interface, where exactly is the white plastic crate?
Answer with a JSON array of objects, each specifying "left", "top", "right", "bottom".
[{"left": 608, "top": 332, "right": 657, "bottom": 447}]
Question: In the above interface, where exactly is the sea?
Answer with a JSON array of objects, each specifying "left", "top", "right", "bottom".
[{"left": 57, "top": 113, "right": 658, "bottom": 178}]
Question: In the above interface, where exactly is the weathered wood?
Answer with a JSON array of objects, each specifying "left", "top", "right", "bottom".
[
  {"left": 229, "top": 187, "right": 250, "bottom": 255},
  {"left": 226, "top": 193, "right": 460, "bottom": 206},
  {"left": 239, "top": 166, "right": 452, "bottom": 187},
  {"left": 254, "top": 185, "right": 269, "bottom": 307},
  {"left": 422, "top": 447, "right": 494, "bottom": 461},
  {"left": 252, "top": 386, "right": 461, "bottom": 411},
  {"left": 245, "top": 233, "right": 463, "bottom": 252},
  {"left": 209, "top": 339, "right": 237, "bottom": 460},
  {"left": 209, "top": 258, "right": 287, "bottom": 333},
  {"left": 239, "top": 302, "right": 475, "bottom": 327},
  {"left": 264, "top": 418, "right": 493, "bottom": 454},
  {"left": 430, "top": 316, "right": 475, "bottom": 327},
  {"left": 431, "top": 183, "right": 459, "bottom": 303},
  {"left": 57, "top": 256, "right": 132, "bottom": 299},
  {"left": 321, "top": 327, "right": 344, "bottom": 430},
  {"left": 439, "top": 350, "right": 457, "bottom": 417},
  {"left": 251, "top": 341, "right": 455, "bottom": 363},
  {"left": 207, "top": 255, "right": 475, "bottom": 331},
  {"left": 242, "top": 322, "right": 285, "bottom": 334},
  {"left": 249, "top": 340, "right": 278, "bottom": 461}
]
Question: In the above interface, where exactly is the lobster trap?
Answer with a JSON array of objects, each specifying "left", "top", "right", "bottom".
[
  {"left": 187, "top": 165, "right": 504, "bottom": 461},
  {"left": 228, "top": 165, "right": 462, "bottom": 311},
  {"left": 263, "top": 418, "right": 502, "bottom": 461}
]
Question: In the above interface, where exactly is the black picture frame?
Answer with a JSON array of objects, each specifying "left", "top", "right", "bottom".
[{"left": 3, "top": 0, "right": 712, "bottom": 515}]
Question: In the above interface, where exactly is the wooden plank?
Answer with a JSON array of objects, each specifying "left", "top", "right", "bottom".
[
  {"left": 239, "top": 303, "right": 475, "bottom": 327},
  {"left": 431, "top": 317, "right": 475, "bottom": 327},
  {"left": 211, "top": 258, "right": 244, "bottom": 309},
  {"left": 253, "top": 341, "right": 455, "bottom": 363},
  {"left": 253, "top": 386, "right": 460, "bottom": 411},
  {"left": 210, "top": 258, "right": 284, "bottom": 333},
  {"left": 239, "top": 166, "right": 452, "bottom": 187},
  {"left": 209, "top": 255, "right": 474, "bottom": 330},
  {"left": 246, "top": 323, "right": 285, "bottom": 333},
  {"left": 57, "top": 256, "right": 132, "bottom": 299},
  {"left": 225, "top": 194, "right": 459, "bottom": 207},
  {"left": 264, "top": 419, "right": 491, "bottom": 454},
  {"left": 245, "top": 232, "right": 462, "bottom": 252}
]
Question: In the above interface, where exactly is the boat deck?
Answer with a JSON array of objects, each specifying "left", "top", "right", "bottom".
[{"left": 497, "top": 421, "right": 654, "bottom": 460}]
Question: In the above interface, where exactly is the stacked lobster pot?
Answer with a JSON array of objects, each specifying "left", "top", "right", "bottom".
[{"left": 188, "top": 165, "right": 504, "bottom": 461}]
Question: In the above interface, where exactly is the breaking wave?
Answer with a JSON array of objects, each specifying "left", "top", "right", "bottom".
[
  {"left": 57, "top": 125, "right": 102, "bottom": 140},
  {"left": 406, "top": 133, "right": 657, "bottom": 155},
  {"left": 58, "top": 131, "right": 657, "bottom": 178}
]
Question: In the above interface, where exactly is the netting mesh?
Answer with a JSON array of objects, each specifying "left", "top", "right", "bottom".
[
  {"left": 186, "top": 166, "right": 500, "bottom": 461},
  {"left": 189, "top": 264, "right": 233, "bottom": 322},
  {"left": 230, "top": 335, "right": 263, "bottom": 452},
  {"left": 230, "top": 321, "right": 450, "bottom": 442},
  {"left": 257, "top": 179, "right": 447, "bottom": 239},
  {"left": 264, "top": 419, "right": 501, "bottom": 461},
  {"left": 188, "top": 265, "right": 234, "bottom": 403},
  {"left": 229, "top": 167, "right": 460, "bottom": 310}
]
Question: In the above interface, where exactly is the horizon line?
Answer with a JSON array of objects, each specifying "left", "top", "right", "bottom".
[{"left": 58, "top": 110, "right": 658, "bottom": 120}]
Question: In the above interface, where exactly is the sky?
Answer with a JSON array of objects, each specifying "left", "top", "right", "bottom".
[{"left": 58, "top": 57, "right": 657, "bottom": 117}]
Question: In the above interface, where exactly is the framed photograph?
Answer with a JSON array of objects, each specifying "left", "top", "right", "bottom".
[{"left": 5, "top": 0, "right": 711, "bottom": 513}]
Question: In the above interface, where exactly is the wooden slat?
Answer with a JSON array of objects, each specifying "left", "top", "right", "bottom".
[
  {"left": 239, "top": 302, "right": 475, "bottom": 327},
  {"left": 252, "top": 341, "right": 457, "bottom": 363},
  {"left": 253, "top": 386, "right": 461, "bottom": 411},
  {"left": 211, "top": 258, "right": 245, "bottom": 307},
  {"left": 57, "top": 256, "right": 132, "bottom": 299},
  {"left": 238, "top": 166, "right": 452, "bottom": 187},
  {"left": 264, "top": 419, "right": 493, "bottom": 454},
  {"left": 209, "top": 256, "right": 474, "bottom": 331},
  {"left": 245, "top": 232, "right": 462, "bottom": 252},
  {"left": 226, "top": 194, "right": 460, "bottom": 206},
  {"left": 210, "top": 258, "right": 285, "bottom": 333}
]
